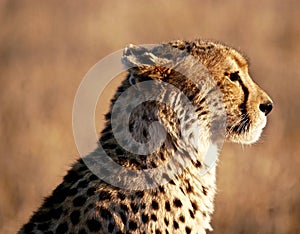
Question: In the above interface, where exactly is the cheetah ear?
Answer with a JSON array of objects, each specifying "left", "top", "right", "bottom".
[
  {"left": 122, "top": 44, "right": 175, "bottom": 89},
  {"left": 122, "top": 44, "right": 172, "bottom": 70},
  {"left": 122, "top": 44, "right": 156, "bottom": 68}
]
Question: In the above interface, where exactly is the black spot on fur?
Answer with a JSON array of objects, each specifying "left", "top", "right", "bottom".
[
  {"left": 129, "top": 158, "right": 141, "bottom": 167},
  {"left": 64, "top": 170, "right": 81, "bottom": 183},
  {"left": 173, "top": 198, "right": 183, "bottom": 208},
  {"left": 142, "top": 213, "right": 149, "bottom": 223},
  {"left": 159, "top": 152, "right": 166, "bottom": 161},
  {"left": 191, "top": 201, "right": 198, "bottom": 211},
  {"left": 117, "top": 191, "right": 126, "bottom": 200},
  {"left": 142, "top": 129, "right": 148, "bottom": 138},
  {"left": 151, "top": 200, "right": 159, "bottom": 210},
  {"left": 198, "top": 111, "right": 208, "bottom": 116},
  {"left": 179, "top": 215, "right": 185, "bottom": 223},
  {"left": 50, "top": 206, "right": 63, "bottom": 220},
  {"left": 164, "top": 217, "right": 169, "bottom": 226},
  {"left": 185, "top": 226, "right": 192, "bottom": 234},
  {"left": 120, "top": 204, "right": 129, "bottom": 212},
  {"left": 56, "top": 222, "right": 68, "bottom": 234},
  {"left": 73, "top": 195, "right": 86, "bottom": 207},
  {"left": 89, "top": 174, "right": 98, "bottom": 181},
  {"left": 100, "top": 208, "right": 112, "bottom": 219},
  {"left": 87, "top": 218, "right": 102, "bottom": 232},
  {"left": 68, "top": 188, "right": 78, "bottom": 197},
  {"left": 99, "top": 190, "right": 112, "bottom": 201},
  {"left": 189, "top": 209, "right": 195, "bottom": 219},
  {"left": 193, "top": 160, "right": 202, "bottom": 168},
  {"left": 180, "top": 187, "right": 185, "bottom": 195},
  {"left": 151, "top": 161, "right": 157, "bottom": 168},
  {"left": 70, "top": 210, "right": 80, "bottom": 225},
  {"left": 187, "top": 92, "right": 197, "bottom": 102},
  {"left": 129, "top": 122, "right": 134, "bottom": 133},
  {"left": 77, "top": 180, "right": 89, "bottom": 188},
  {"left": 173, "top": 220, "right": 179, "bottom": 229},
  {"left": 202, "top": 185, "right": 208, "bottom": 196},
  {"left": 165, "top": 201, "right": 171, "bottom": 211},
  {"left": 186, "top": 181, "right": 193, "bottom": 193},
  {"left": 37, "top": 222, "right": 50, "bottom": 231},
  {"left": 129, "top": 221, "right": 138, "bottom": 230},
  {"left": 78, "top": 228, "right": 87, "bottom": 234},
  {"left": 116, "top": 147, "right": 124, "bottom": 155},
  {"left": 130, "top": 202, "right": 139, "bottom": 214},
  {"left": 120, "top": 212, "right": 127, "bottom": 225},
  {"left": 158, "top": 186, "right": 165, "bottom": 193},
  {"left": 169, "top": 180, "right": 176, "bottom": 185},
  {"left": 135, "top": 191, "right": 144, "bottom": 198},
  {"left": 151, "top": 214, "right": 157, "bottom": 221},
  {"left": 102, "top": 142, "right": 117, "bottom": 150},
  {"left": 87, "top": 187, "right": 96, "bottom": 196},
  {"left": 108, "top": 222, "right": 114, "bottom": 232}
]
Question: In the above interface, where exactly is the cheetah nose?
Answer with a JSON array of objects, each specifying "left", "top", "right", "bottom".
[{"left": 259, "top": 101, "right": 273, "bottom": 116}]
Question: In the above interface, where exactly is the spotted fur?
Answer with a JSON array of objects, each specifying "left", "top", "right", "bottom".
[{"left": 19, "top": 39, "right": 272, "bottom": 234}]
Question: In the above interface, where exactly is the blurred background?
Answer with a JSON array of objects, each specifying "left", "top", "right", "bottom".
[{"left": 0, "top": 0, "right": 299, "bottom": 233}]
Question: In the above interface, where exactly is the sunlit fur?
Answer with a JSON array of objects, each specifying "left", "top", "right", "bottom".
[{"left": 19, "top": 40, "right": 273, "bottom": 234}]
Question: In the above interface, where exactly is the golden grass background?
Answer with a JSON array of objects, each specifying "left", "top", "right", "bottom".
[{"left": 0, "top": 0, "right": 299, "bottom": 233}]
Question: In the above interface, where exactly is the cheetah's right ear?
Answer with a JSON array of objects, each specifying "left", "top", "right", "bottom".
[
  {"left": 122, "top": 44, "right": 155, "bottom": 68},
  {"left": 121, "top": 44, "right": 174, "bottom": 89},
  {"left": 121, "top": 44, "right": 172, "bottom": 70}
]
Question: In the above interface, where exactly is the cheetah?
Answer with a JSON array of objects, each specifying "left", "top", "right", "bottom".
[{"left": 19, "top": 39, "right": 273, "bottom": 234}]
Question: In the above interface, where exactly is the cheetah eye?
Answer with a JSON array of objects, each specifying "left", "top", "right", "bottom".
[{"left": 227, "top": 71, "right": 240, "bottom": 82}]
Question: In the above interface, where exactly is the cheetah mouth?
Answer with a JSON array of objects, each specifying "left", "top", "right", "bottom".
[
  {"left": 226, "top": 114, "right": 267, "bottom": 144},
  {"left": 228, "top": 116, "right": 251, "bottom": 135}
]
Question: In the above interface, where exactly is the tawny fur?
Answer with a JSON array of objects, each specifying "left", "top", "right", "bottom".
[{"left": 19, "top": 39, "right": 273, "bottom": 234}]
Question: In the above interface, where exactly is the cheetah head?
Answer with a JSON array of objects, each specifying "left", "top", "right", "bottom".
[
  {"left": 170, "top": 40, "right": 273, "bottom": 144},
  {"left": 122, "top": 40, "right": 273, "bottom": 145}
]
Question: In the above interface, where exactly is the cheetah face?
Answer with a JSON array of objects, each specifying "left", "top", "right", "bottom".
[
  {"left": 189, "top": 42, "right": 273, "bottom": 144},
  {"left": 166, "top": 40, "right": 273, "bottom": 145},
  {"left": 217, "top": 63, "right": 273, "bottom": 144}
]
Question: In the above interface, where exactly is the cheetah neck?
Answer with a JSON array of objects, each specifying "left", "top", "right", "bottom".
[{"left": 100, "top": 79, "right": 215, "bottom": 166}]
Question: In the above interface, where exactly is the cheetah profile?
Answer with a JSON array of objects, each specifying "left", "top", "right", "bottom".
[{"left": 19, "top": 39, "right": 273, "bottom": 234}]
